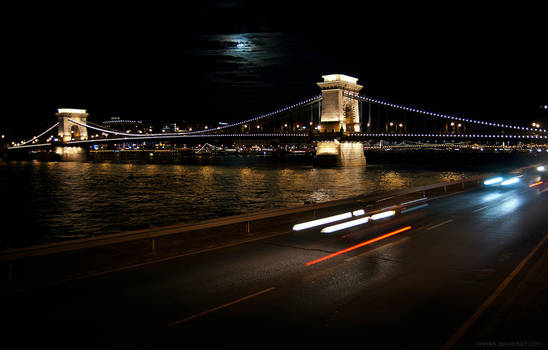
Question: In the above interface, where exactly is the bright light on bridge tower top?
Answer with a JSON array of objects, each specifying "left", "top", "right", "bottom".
[
  {"left": 321, "top": 74, "right": 359, "bottom": 85},
  {"left": 317, "top": 74, "right": 363, "bottom": 135},
  {"left": 56, "top": 108, "right": 89, "bottom": 142},
  {"left": 57, "top": 108, "right": 88, "bottom": 115}
]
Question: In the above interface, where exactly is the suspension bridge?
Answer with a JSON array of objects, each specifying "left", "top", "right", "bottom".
[{"left": 6, "top": 74, "right": 548, "bottom": 163}]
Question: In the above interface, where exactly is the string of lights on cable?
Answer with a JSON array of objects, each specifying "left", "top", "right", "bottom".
[{"left": 345, "top": 92, "right": 547, "bottom": 133}]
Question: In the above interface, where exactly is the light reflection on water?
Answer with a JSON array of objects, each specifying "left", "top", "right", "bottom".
[{"left": 0, "top": 158, "right": 486, "bottom": 248}]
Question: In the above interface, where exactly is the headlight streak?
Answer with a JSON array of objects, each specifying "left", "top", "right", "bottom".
[
  {"left": 305, "top": 226, "right": 413, "bottom": 266},
  {"left": 352, "top": 209, "right": 365, "bottom": 216},
  {"left": 501, "top": 177, "right": 520, "bottom": 186},
  {"left": 370, "top": 210, "right": 396, "bottom": 220},
  {"left": 484, "top": 177, "right": 503, "bottom": 185},
  {"left": 292, "top": 212, "right": 352, "bottom": 231},
  {"left": 321, "top": 217, "right": 371, "bottom": 234},
  {"left": 537, "top": 166, "right": 545, "bottom": 171},
  {"left": 295, "top": 199, "right": 424, "bottom": 234},
  {"left": 529, "top": 181, "right": 543, "bottom": 188}
]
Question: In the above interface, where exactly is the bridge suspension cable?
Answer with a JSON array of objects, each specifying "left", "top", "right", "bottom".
[
  {"left": 345, "top": 92, "right": 547, "bottom": 133},
  {"left": 85, "top": 120, "right": 147, "bottom": 136},
  {"left": 70, "top": 95, "right": 322, "bottom": 139},
  {"left": 68, "top": 133, "right": 309, "bottom": 144},
  {"left": 183, "top": 95, "right": 322, "bottom": 135},
  {"left": 15, "top": 90, "right": 546, "bottom": 150},
  {"left": 68, "top": 119, "right": 146, "bottom": 137},
  {"left": 351, "top": 132, "right": 548, "bottom": 140},
  {"left": 17, "top": 122, "right": 60, "bottom": 146}
]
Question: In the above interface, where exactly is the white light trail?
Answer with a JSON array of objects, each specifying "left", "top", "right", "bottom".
[
  {"left": 370, "top": 210, "right": 396, "bottom": 220},
  {"left": 292, "top": 212, "right": 352, "bottom": 231},
  {"left": 484, "top": 177, "right": 504, "bottom": 185},
  {"left": 501, "top": 177, "right": 520, "bottom": 186},
  {"left": 321, "top": 217, "right": 371, "bottom": 233}
]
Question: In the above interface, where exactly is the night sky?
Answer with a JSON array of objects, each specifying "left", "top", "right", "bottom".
[{"left": 3, "top": 2, "right": 547, "bottom": 137}]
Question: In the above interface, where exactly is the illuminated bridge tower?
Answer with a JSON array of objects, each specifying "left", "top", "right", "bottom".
[
  {"left": 56, "top": 108, "right": 89, "bottom": 142},
  {"left": 317, "top": 74, "right": 363, "bottom": 134},
  {"left": 314, "top": 74, "right": 366, "bottom": 167}
]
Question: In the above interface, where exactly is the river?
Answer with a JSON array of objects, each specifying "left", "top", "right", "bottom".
[{"left": 0, "top": 157, "right": 492, "bottom": 248}]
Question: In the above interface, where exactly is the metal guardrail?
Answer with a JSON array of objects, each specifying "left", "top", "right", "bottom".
[
  {"left": 0, "top": 175, "right": 490, "bottom": 264},
  {"left": 3, "top": 162, "right": 544, "bottom": 288}
]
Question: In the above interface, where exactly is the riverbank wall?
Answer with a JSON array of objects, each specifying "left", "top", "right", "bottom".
[{"left": 0, "top": 175, "right": 495, "bottom": 293}]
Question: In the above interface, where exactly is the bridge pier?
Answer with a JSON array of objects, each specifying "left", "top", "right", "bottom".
[
  {"left": 55, "top": 146, "right": 88, "bottom": 162},
  {"left": 314, "top": 140, "right": 366, "bottom": 167}
]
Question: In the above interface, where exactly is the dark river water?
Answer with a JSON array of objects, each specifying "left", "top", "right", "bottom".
[{"left": 0, "top": 157, "right": 492, "bottom": 248}]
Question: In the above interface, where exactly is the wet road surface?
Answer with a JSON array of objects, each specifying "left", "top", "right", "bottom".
[{"left": 4, "top": 172, "right": 547, "bottom": 348}]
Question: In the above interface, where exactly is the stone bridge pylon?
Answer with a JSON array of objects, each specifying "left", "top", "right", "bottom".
[
  {"left": 314, "top": 74, "right": 366, "bottom": 167},
  {"left": 317, "top": 74, "right": 363, "bottom": 135},
  {"left": 56, "top": 108, "right": 88, "bottom": 142}
]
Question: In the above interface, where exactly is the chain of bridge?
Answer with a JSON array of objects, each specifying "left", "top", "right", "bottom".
[{"left": 8, "top": 93, "right": 548, "bottom": 149}]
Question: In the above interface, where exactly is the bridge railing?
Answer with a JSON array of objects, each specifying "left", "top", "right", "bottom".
[{"left": 1, "top": 174, "right": 495, "bottom": 290}]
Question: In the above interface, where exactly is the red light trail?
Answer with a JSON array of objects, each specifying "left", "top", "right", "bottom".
[{"left": 305, "top": 226, "right": 412, "bottom": 266}]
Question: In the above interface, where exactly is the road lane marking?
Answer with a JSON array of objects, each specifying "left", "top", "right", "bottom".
[
  {"left": 425, "top": 219, "right": 454, "bottom": 231},
  {"left": 28, "top": 231, "right": 291, "bottom": 291},
  {"left": 472, "top": 205, "right": 489, "bottom": 213},
  {"left": 441, "top": 233, "right": 548, "bottom": 350},
  {"left": 168, "top": 287, "right": 276, "bottom": 327}
]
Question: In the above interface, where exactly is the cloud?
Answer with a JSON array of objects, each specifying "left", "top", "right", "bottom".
[{"left": 187, "top": 32, "right": 308, "bottom": 87}]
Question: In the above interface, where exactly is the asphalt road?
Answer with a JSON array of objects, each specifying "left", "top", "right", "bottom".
[{"left": 4, "top": 171, "right": 547, "bottom": 348}]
